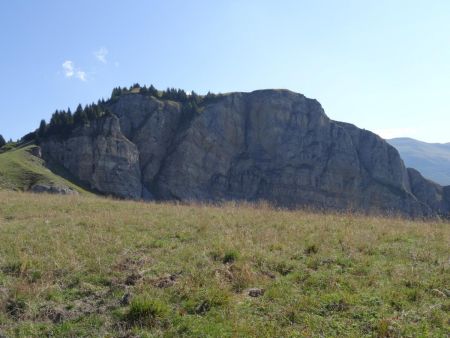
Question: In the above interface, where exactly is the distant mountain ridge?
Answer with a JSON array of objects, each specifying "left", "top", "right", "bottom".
[{"left": 388, "top": 138, "right": 450, "bottom": 186}]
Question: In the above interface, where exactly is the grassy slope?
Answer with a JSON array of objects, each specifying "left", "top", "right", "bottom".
[
  {"left": 0, "top": 193, "right": 448, "bottom": 337},
  {"left": 0, "top": 145, "right": 86, "bottom": 193}
]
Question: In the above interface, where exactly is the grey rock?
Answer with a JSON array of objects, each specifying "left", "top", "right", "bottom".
[
  {"left": 407, "top": 168, "right": 448, "bottom": 215},
  {"left": 120, "top": 292, "right": 131, "bottom": 306},
  {"left": 108, "top": 95, "right": 183, "bottom": 194},
  {"left": 248, "top": 288, "right": 265, "bottom": 297},
  {"left": 31, "top": 184, "right": 78, "bottom": 195},
  {"left": 40, "top": 89, "right": 450, "bottom": 217},
  {"left": 41, "top": 115, "right": 141, "bottom": 199}
]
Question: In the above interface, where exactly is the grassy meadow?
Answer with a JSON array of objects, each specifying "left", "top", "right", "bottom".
[{"left": 0, "top": 191, "right": 448, "bottom": 337}]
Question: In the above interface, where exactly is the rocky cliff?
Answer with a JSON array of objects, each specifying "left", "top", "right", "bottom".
[
  {"left": 41, "top": 115, "right": 142, "bottom": 198},
  {"left": 40, "top": 89, "right": 450, "bottom": 217}
]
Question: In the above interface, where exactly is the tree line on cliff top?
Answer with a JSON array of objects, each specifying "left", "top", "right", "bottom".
[{"left": 20, "top": 84, "right": 222, "bottom": 142}]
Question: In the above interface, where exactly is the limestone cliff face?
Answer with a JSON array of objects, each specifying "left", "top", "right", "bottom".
[
  {"left": 40, "top": 89, "right": 450, "bottom": 217},
  {"left": 41, "top": 115, "right": 142, "bottom": 198},
  {"left": 106, "top": 94, "right": 183, "bottom": 199}
]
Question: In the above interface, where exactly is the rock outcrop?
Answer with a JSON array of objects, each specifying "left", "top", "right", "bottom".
[
  {"left": 40, "top": 89, "right": 450, "bottom": 217},
  {"left": 41, "top": 115, "right": 141, "bottom": 198},
  {"left": 31, "top": 183, "right": 78, "bottom": 195}
]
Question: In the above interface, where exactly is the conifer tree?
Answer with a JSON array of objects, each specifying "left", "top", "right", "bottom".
[{"left": 37, "top": 120, "right": 47, "bottom": 137}]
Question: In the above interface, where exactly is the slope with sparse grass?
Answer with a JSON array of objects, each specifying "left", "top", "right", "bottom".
[
  {"left": 0, "top": 144, "right": 86, "bottom": 194},
  {"left": 0, "top": 192, "right": 449, "bottom": 337}
]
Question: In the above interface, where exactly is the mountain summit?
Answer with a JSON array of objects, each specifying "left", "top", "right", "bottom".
[{"left": 17, "top": 87, "right": 450, "bottom": 217}]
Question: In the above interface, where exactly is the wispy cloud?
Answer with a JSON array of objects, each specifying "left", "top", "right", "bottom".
[
  {"left": 94, "top": 47, "right": 108, "bottom": 63},
  {"left": 62, "top": 60, "right": 74, "bottom": 77},
  {"left": 373, "top": 127, "right": 417, "bottom": 140},
  {"left": 62, "top": 60, "right": 87, "bottom": 81},
  {"left": 62, "top": 47, "right": 110, "bottom": 82},
  {"left": 76, "top": 70, "right": 87, "bottom": 81}
]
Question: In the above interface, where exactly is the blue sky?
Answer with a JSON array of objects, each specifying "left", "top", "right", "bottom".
[{"left": 1, "top": 1, "right": 449, "bottom": 142}]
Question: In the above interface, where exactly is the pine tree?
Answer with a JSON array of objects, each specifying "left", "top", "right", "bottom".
[
  {"left": 37, "top": 120, "right": 47, "bottom": 137},
  {"left": 190, "top": 91, "right": 200, "bottom": 105},
  {"left": 148, "top": 85, "right": 158, "bottom": 97},
  {"left": 0, "top": 134, "right": 5, "bottom": 148},
  {"left": 74, "top": 108, "right": 88, "bottom": 125},
  {"left": 140, "top": 85, "right": 148, "bottom": 94},
  {"left": 111, "top": 87, "right": 123, "bottom": 99},
  {"left": 177, "top": 89, "right": 188, "bottom": 102}
]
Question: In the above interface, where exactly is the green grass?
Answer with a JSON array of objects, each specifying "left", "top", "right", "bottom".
[
  {"left": 0, "top": 145, "right": 86, "bottom": 193},
  {"left": 0, "top": 192, "right": 449, "bottom": 337},
  {"left": 125, "top": 296, "right": 170, "bottom": 326}
]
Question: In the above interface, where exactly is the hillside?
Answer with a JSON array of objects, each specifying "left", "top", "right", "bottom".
[
  {"left": 0, "top": 145, "right": 86, "bottom": 194},
  {"left": 0, "top": 192, "right": 448, "bottom": 337},
  {"left": 388, "top": 138, "right": 450, "bottom": 186}
]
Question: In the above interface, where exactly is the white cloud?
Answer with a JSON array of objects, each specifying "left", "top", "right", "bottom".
[
  {"left": 76, "top": 70, "right": 87, "bottom": 81},
  {"left": 94, "top": 47, "right": 108, "bottom": 63},
  {"left": 373, "top": 127, "right": 417, "bottom": 140},
  {"left": 62, "top": 60, "right": 87, "bottom": 81},
  {"left": 62, "top": 60, "right": 74, "bottom": 77}
]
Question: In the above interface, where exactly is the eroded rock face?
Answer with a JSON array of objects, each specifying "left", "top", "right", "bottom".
[
  {"left": 107, "top": 95, "right": 184, "bottom": 199},
  {"left": 41, "top": 115, "right": 142, "bottom": 199},
  {"left": 40, "top": 90, "right": 450, "bottom": 217}
]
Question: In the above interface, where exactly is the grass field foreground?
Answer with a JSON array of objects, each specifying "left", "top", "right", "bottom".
[{"left": 0, "top": 192, "right": 449, "bottom": 337}]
